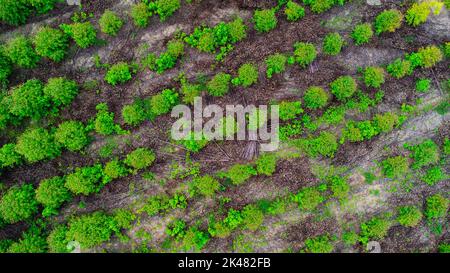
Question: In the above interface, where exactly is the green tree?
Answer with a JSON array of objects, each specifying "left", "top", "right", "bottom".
[
  {"left": 293, "top": 42, "right": 317, "bottom": 68},
  {"left": 64, "top": 164, "right": 104, "bottom": 195},
  {"left": 99, "top": 10, "right": 123, "bottom": 36},
  {"left": 61, "top": 22, "right": 97, "bottom": 49},
  {"left": 36, "top": 176, "right": 71, "bottom": 217},
  {"left": 190, "top": 175, "right": 220, "bottom": 198},
  {"left": 9, "top": 79, "right": 49, "bottom": 119},
  {"left": 374, "top": 9, "right": 403, "bottom": 35},
  {"left": 0, "top": 143, "right": 22, "bottom": 168},
  {"left": 15, "top": 128, "right": 60, "bottom": 163},
  {"left": 43, "top": 77, "right": 79, "bottom": 107},
  {"left": 206, "top": 72, "right": 231, "bottom": 97},
  {"left": 105, "top": 62, "right": 133, "bottom": 85},
  {"left": 124, "top": 148, "right": 156, "bottom": 171},
  {"left": 33, "top": 27, "right": 69, "bottom": 62},
  {"left": 256, "top": 154, "right": 277, "bottom": 176},
  {"left": 54, "top": 120, "right": 89, "bottom": 152},
  {"left": 303, "top": 86, "right": 329, "bottom": 109},
  {"left": 253, "top": 9, "right": 277, "bottom": 33},
  {"left": 233, "top": 63, "right": 258, "bottom": 87},
  {"left": 330, "top": 76, "right": 357, "bottom": 101},
  {"left": 425, "top": 194, "right": 448, "bottom": 220},
  {"left": 364, "top": 66, "right": 385, "bottom": 88},
  {"left": 47, "top": 225, "right": 69, "bottom": 253},
  {"left": 382, "top": 156, "right": 409, "bottom": 179},
  {"left": 131, "top": 3, "right": 152, "bottom": 27},
  {"left": 4, "top": 35, "right": 40, "bottom": 68},
  {"left": 285, "top": 1, "right": 305, "bottom": 22},
  {"left": 0, "top": 184, "right": 38, "bottom": 223},
  {"left": 322, "top": 32, "right": 345, "bottom": 56},
  {"left": 351, "top": 23, "right": 373, "bottom": 45},
  {"left": 397, "top": 206, "right": 422, "bottom": 227}
]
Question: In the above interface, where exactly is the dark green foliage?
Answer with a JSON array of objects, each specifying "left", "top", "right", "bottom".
[
  {"left": 61, "top": 22, "right": 97, "bottom": 49},
  {"left": 131, "top": 3, "right": 151, "bottom": 27},
  {"left": 364, "top": 66, "right": 385, "bottom": 88},
  {"left": 342, "top": 231, "right": 359, "bottom": 246},
  {"left": 105, "top": 62, "right": 133, "bottom": 85},
  {"left": 0, "top": 143, "right": 21, "bottom": 168},
  {"left": 374, "top": 9, "right": 403, "bottom": 35},
  {"left": 0, "top": 184, "right": 38, "bottom": 224},
  {"left": 285, "top": 1, "right": 305, "bottom": 22},
  {"left": 4, "top": 35, "right": 40, "bottom": 68},
  {"left": 141, "top": 194, "right": 170, "bottom": 216},
  {"left": 64, "top": 164, "right": 104, "bottom": 195},
  {"left": 293, "top": 186, "right": 324, "bottom": 210},
  {"left": 0, "top": 0, "right": 31, "bottom": 26},
  {"left": 256, "top": 154, "right": 277, "bottom": 176},
  {"left": 322, "top": 32, "right": 345, "bottom": 56},
  {"left": 304, "top": 235, "right": 333, "bottom": 253},
  {"left": 405, "top": 139, "right": 440, "bottom": 169},
  {"left": 33, "top": 27, "right": 69, "bottom": 62},
  {"left": 36, "top": 176, "right": 71, "bottom": 217},
  {"left": 351, "top": 23, "right": 373, "bottom": 45},
  {"left": 397, "top": 206, "right": 422, "bottom": 227},
  {"left": 180, "top": 132, "right": 208, "bottom": 153},
  {"left": 150, "top": 89, "right": 179, "bottom": 115},
  {"left": 166, "top": 219, "right": 186, "bottom": 239},
  {"left": 387, "top": 59, "right": 412, "bottom": 79},
  {"left": 293, "top": 42, "right": 317, "bottom": 67},
  {"left": 47, "top": 225, "right": 69, "bottom": 253},
  {"left": 233, "top": 63, "right": 258, "bottom": 87},
  {"left": 279, "top": 100, "right": 303, "bottom": 121},
  {"left": 359, "top": 217, "right": 391, "bottom": 244},
  {"left": 0, "top": 50, "right": 12, "bottom": 87},
  {"left": 253, "top": 9, "right": 277, "bottom": 33},
  {"left": 8, "top": 79, "right": 49, "bottom": 120},
  {"left": 99, "top": 10, "right": 123, "bottom": 36},
  {"left": 7, "top": 225, "right": 47, "bottom": 253},
  {"left": 425, "top": 194, "right": 448, "bottom": 220},
  {"left": 303, "top": 86, "right": 329, "bottom": 109},
  {"left": 15, "top": 128, "right": 60, "bottom": 163},
  {"left": 54, "top": 120, "right": 89, "bottom": 152},
  {"left": 124, "top": 148, "right": 156, "bottom": 171},
  {"left": 330, "top": 76, "right": 357, "bottom": 101},
  {"left": 181, "top": 227, "right": 209, "bottom": 251},
  {"left": 223, "top": 164, "right": 257, "bottom": 185},
  {"left": 265, "top": 53, "right": 287, "bottom": 78},
  {"left": 149, "top": 0, "right": 181, "bottom": 21},
  {"left": 43, "top": 77, "right": 79, "bottom": 107},
  {"left": 382, "top": 156, "right": 409, "bottom": 179},
  {"left": 190, "top": 175, "right": 220, "bottom": 198},
  {"left": 415, "top": 78, "right": 431, "bottom": 92},
  {"left": 206, "top": 72, "right": 231, "bottom": 97}
]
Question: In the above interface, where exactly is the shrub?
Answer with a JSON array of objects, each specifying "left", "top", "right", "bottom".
[
  {"left": 253, "top": 9, "right": 277, "bottom": 33},
  {"left": 103, "top": 159, "right": 128, "bottom": 181},
  {"left": 386, "top": 59, "right": 412, "bottom": 79},
  {"left": 150, "top": 89, "right": 179, "bottom": 116},
  {"left": 323, "top": 105, "right": 345, "bottom": 125},
  {"left": 444, "top": 42, "right": 450, "bottom": 58},
  {"left": 61, "top": 22, "right": 97, "bottom": 49},
  {"left": 4, "top": 35, "right": 40, "bottom": 69},
  {"left": 0, "top": 143, "right": 21, "bottom": 168},
  {"left": 415, "top": 78, "right": 431, "bottom": 92},
  {"left": 256, "top": 154, "right": 277, "bottom": 176},
  {"left": 397, "top": 206, "right": 422, "bottom": 227},
  {"left": 141, "top": 194, "right": 170, "bottom": 216},
  {"left": 293, "top": 42, "right": 317, "bottom": 67},
  {"left": 47, "top": 225, "right": 69, "bottom": 253},
  {"left": 6, "top": 226, "right": 47, "bottom": 253},
  {"left": 0, "top": 50, "right": 12, "bottom": 86},
  {"left": 417, "top": 45, "right": 443, "bottom": 68},
  {"left": 166, "top": 39, "right": 185, "bottom": 58},
  {"left": 122, "top": 102, "right": 146, "bottom": 126},
  {"left": 9, "top": 79, "right": 49, "bottom": 119},
  {"left": 405, "top": 2, "right": 431, "bottom": 27},
  {"left": 241, "top": 205, "right": 264, "bottom": 231},
  {"left": 105, "top": 62, "right": 133, "bottom": 85},
  {"left": 206, "top": 72, "right": 231, "bottom": 97},
  {"left": 364, "top": 66, "right": 385, "bottom": 88},
  {"left": 330, "top": 76, "right": 357, "bottom": 101},
  {"left": 285, "top": 1, "right": 305, "bottom": 21},
  {"left": 36, "top": 176, "right": 71, "bottom": 217},
  {"left": 43, "top": 77, "right": 79, "bottom": 107},
  {"left": 180, "top": 82, "right": 201, "bottom": 105},
  {"left": 422, "top": 166, "right": 446, "bottom": 186},
  {"left": 180, "top": 132, "right": 208, "bottom": 152},
  {"left": 166, "top": 219, "right": 186, "bottom": 239},
  {"left": 359, "top": 217, "right": 391, "bottom": 244},
  {"left": 94, "top": 103, "right": 118, "bottom": 135},
  {"left": 223, "top": 164, "right": 257, "bottom": 185},
  {"left": 151, "top": 0, "right": 181, "bottom": 21},
  {"left": 64, "top": 164, "right": 104, "bottom": 195},
  {"left": 0, "top": 0, "right": 31, "bottom": 26},
  {"left": 99, "top": 10, "right": 123, "bottom": 36},
  {"left": 351, "top": 23, "right": 373, "bottom": 45},
  {"left": 323, "top": 32, "right": 345, "bottom": 56},
  {"left": 342, "top": 231, "right": 359, "bottom": 246},
  {"left": 227, "top": 17, "right": 247, "bottom": 43},
  {"left": 279, "top": 101, "right": 303, "bottom": 121},
  {"left": 373, "top": 112, "right": 399, "bottom": 133},
  {"left": 382, "top": 156, "right": 409, "bottom": 179},
  {"left": 265, "top": 53, "right": 287, "bottom": 78},
  {"left": 405, "top": 139, "right": 440, "bottom": 170},
  {"left": 304, "top": 235, "right": 333, "bottom": 253},
  {"left": 425, "top": 194, "right": 448, "bottom": 219},
  {"left": 444, "top": 138, "right": 450, "bottom": 155},
  {"left": 233, "top": 63, "right": 258, "bottom": 87},
  {"left": 54, "top": 120, "right": 89, "bottom": 152},
  {"left": 303, "top": 86, "right": 329, "bottom": 109},
  {"left": 33, "top": 27, "right": 69, "bottom": 62},
  {"left": 304, "top": 131, "right": 338, "bottom": 158},
  {"left": 190, "top": 175, "right": 220, "bottom": 198},
  {"left": 374, "top": 9, "right": 403, "bottom": 35},
  {"left": 329, "top": 175, "right": 350, "bottom": 200},
  {"left": 66, "top": 211, "right": 116, "bottom": 249},
  {"left": 124, "top": 148, "right": 156, "bottom": 171},
  {"left": 181, "top": 227, "right": 210, "bottom": 251},
  {"left": 0, "top": 184, "right": 38, "bottom": 224},
  {"left": 303, "top": 0, "right": 339, "bottom": 14},
  {"left": 113, "top": 208, "right": 136, "bottom": 229},
  {"left": 131, "top": 3, "right": 152, "bottom": 27},
  {"left": 15, "top": 128, "right": 60, "bottom": 163},
  {"left": 293, "top": 187, "right": 324, "bottom": 210}
]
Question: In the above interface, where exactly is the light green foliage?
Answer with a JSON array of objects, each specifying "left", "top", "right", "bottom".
[
  {"left": 293, "top": 42, "right": 317, "bottom": 67},
  {"left": 43, "top": 77, "right": 79, "bottom": 107},
  {"left": 8, "top": 79, "right": 49, "bottom": 120},
  {"left": 322, "top": 32, "right": 345, "bottom": 55},
  {"left": 373, "top": 112, "right": 399, "bottom": 133},
  {"left": 104, "top": 159, "right": 128, "bottom": 181},
  {"left": 397, "top": 206, "right": 422, "bottom": 227},
  {"left": 444, "top": 42, "right": 450, "bottom": 58},
  {"left": 180, "top": 82, "right": 201, "bottom": 105},
  {"left": 279, "top": 101, "right": 303, "bottom": 121},
  {"left": 141, "top": 194, "right": 170, "bottom": 216},
  {"left": 425, "top": 194, "right": 448, "bottom": 219},
  {"left": 105, "top": 62, "right": 133, "bottom": 85},
  {"left": 150, "top": 89, "right": 179, "bottom": 115},
  {"left": 36, "top": 176, "right": 71, "bottom": 217},
  {"left": 0, "top": 184, "right": 38, "bottom": 224},
  {"left": 293, "top": 186, "right": 324, "bottom": 210},
  {"left": 265, "top": 53, "right": 287, "bottom": 78},
  {"left": 124, "top": 148, "right": 156, "bottom": 171},
  {"left": 206, "top": 72, "right": 231, "bottom": 96},
  {"left": 61, "top": 22, "right": 97, "bottom": 49},
  {"left": 330, "top": 76, "right": 357, "bottom": 101},
  {"left": 374, "top": 9, "right": 403, "bottom": 35},
  {"left": 253, "top": 9, "right": 277, "bottom": 33},
  {"left": 351, "top": 23, "right": 373, "bottom": 45},
  {"left": 303, "top": 0, "right": 343, "bottom": 14},
  {"left": 0, "top": 143, "right": 21, "bottom": 168},
  {"left": 443, "top": 138, "right": 450, "bottom": 155},
  {"left": 223, "top": 164, "right": 257, "bottom": 185},
  {"left": 113, "top": 208, "right": 136, "bottom": 229},
  {"left": 302, "top": 131, "right": 338, "bottom": 158},
  {"left": 190, "top": 175, "right": 220, "bottom": 198},
  {"left": 415, "top": 78, "right": 431, "bottom": 92},
  {"left": 131, "top": 3, "right": 152, "bottom": 27},
  {"left": 47, "top": 225, "right": 69, "bottom": 253},
  {"left": 304, "top": 86, "right": 329, "bottom": 109},
  {"left": 405, "top": 2, "right": 435, "bottom": 27},
  {"left": 122, "top": 101, "right": 146, "bottom": 126},
  {"left": 342, "top": 231, "right": 359, "bottom": 246},
  {"left": 405, "top": 139, "right": 440, "bottom": 170},
  {"left": 285, "top": 1, "right": 305, "bottom": 21},
  {"left": 304, "top": 235, "right": 333, "bottom": 253},
  {"left": 15, "top": 128, "right": 60, "bottom": 163},
  {"left": 417, "top": 45, "right": 443, "bottom": 68},
  {"left": 150, "top": 0, "right": 181, "bottom": 21},
  {"left": 64, "top": 164, "right": 104, "bottom": 195},
  {"left": 387, "top": 59, "right": 412, "bottom": 79},
  {"left": 422, "top": 166, "right": 446, "bottom": 186},
  {"left": 166, "top": 219, "right": 186, "bottom": 239},
  {"left": 233, "top": 63, "right": 258, "bottom": 87},
  {"left": 364, "top": 66, "right": 385, "bottom": 88},
  {"left": 180, "top": 132, "right": 208, "bottom": 153},
  {"left": 94, "top": 103, "right": 120, "bottom": 135},
  {"left": 181, "top": 227, "right": 209, "bottom": 251},
  {"left": 33, "top": 27, "right": 69, "bottom": 62},
  {"left": 256, "top": 154, "right": 277, "bottom": 176},
  {"left": 99, "top": 10, "right": 123, "bottom": 36},
  {"left": 55, "top": 121, "right": 89, "bottom": 152},
  {"left": 359, "top": 217, "right": 391, "bottom": 244},
  {"left": 382, "top": 156, "right": 409, "bottom": 179},
  {"left": 241, "top": 205, "right": 264, "bottom": 231},
  {"left": 329, "top": 175, "right": 349, "bottom": 200},
  {"left": 4, "top": 35, "right": 40, "bottom": 68}
]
